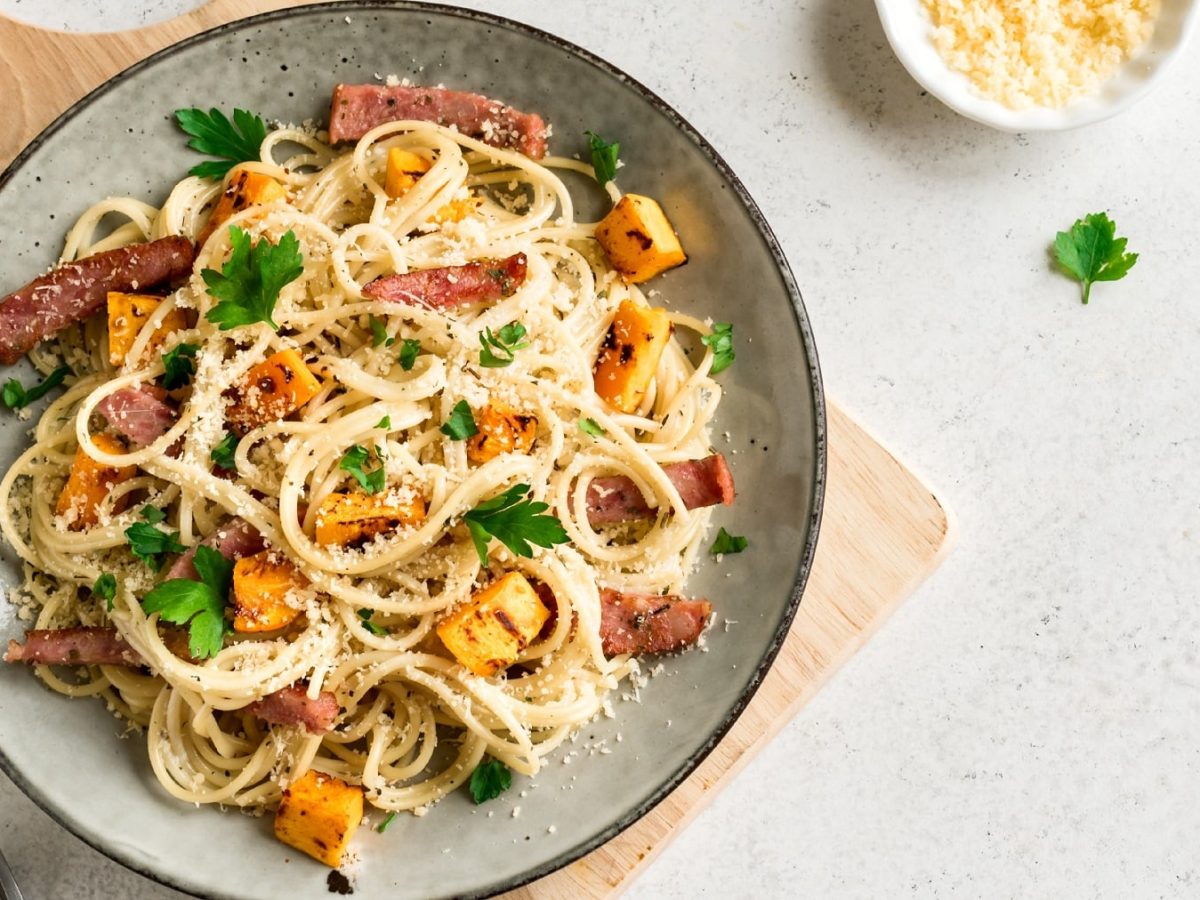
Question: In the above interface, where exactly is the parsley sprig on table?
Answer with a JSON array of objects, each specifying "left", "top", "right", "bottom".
[
  {"left": 462, "top": 483, "right": 569, "bottom": 567},
  {"left": 203, "top": 226, "right": 304, "bottom": 331},
  {"left": 1053, "top": 212, "right": 1138, "bottom": 305},
  {"left": 478, "top": 322, "right": 529, "bottom": 368},
  {"left": 174, "top": 107, "right": 268, "bottom": 180},
  {"left": 141, "top": 545, "right": 233, "bottom": 659},
  {"left": 2, "top": 364, "right": 70, "bottom": 410},
  {"left": 585, "top": 131, "right": 620, "bottom": 186},
  {"left": 468, "top": 757, "right": 512, "bottom": 804},
  {"left": 340, "top": 445, "right": 386, "bottom": 494}
]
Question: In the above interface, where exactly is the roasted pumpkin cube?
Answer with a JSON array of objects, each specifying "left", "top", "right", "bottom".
[
  {"left": 55, "top": 433, "right": 137, "bottom": 530},
  {"left": 107, "top": 292, "right": 188, "bottom": 367},
  {"left": 595, "top": 194, "right": 687, "bottom": 283},
  {"left": 198, "top": 168, "right": 288, "bottom": 245},
  {"left": 274, "top": 769, "right": 363, "bottom": 868},
  {"left": 385, "top": 148, "right": 432, "bottom": 198},
  {"left": 314, "top": 488, "right": 426, "bottom": 547},
  {"left": 592, "top": 300, "right": 673, "bottom": 413},
  {"left": 226, "top": 349, "right": 322, "bottom": 433},
  {"left": 232, "top": 551, "right": 307, "bottom": 633},
  {"left": 466, "top": 403, "right": 538, "bottom": 465},
  {"left": 430, "top": 196, "right": 483, "bottom": 224},
  {"left": 436, "top": 572, "right": 551, "bottom": 677}
]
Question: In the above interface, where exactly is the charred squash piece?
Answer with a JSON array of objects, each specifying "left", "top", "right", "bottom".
[
  {"left": 274, "top": 769, "right": 363, "bottom": 867},
  {"left": 466, "top": 403, "right": 538, "bottom": 465},
  {"left": 436, "top": 572, "right": 550, "bottom": 677},
  {"left": 313, "top": 489, "right": 426, "bottom": 547},
  {"left": 226, "top": 349, "right": 322, "bottom": 433},
  {"left": 198, "top": 168, "right": 288, "bottom": 245},
  {"left": 106, "top": 292, "right": 187, "bottom": 367},
  {"left": 592, "top": 300, "right": 673, "bottom": 413},
  {"left": 594, "top": 194, "right": 687, "bottom": 283},
  {"left": 231, "top": 551, "right": 307, "bottom": 633},
  {"left": 55, "top": 433, "right": 137, "bottom": 530}
]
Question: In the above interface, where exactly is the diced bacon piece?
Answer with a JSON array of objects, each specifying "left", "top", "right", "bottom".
[
  {"left": 164, "top": 517, "right": 266, "bottom": 581},
  {"left": 4, "top": 626, "right": 141, "bottom": 666},
  {"left": 362, "top": 253, "right": 527, "bottom": 310},
  {"left": 246, "top": 683, "right": 339, "bottom": 734},
  {"left": 599, "top": 589, "right": 712, "bottom": 657},
  {"left": 585, "top": 454, "right": 735, "bottom": 526},
  {"left": 328, "top": 84, "right": 548, "bottom": 158},
  {"left": 0, "top": 236, "right": 195, "bottom": 365},
  {"left": 96, "top": 385, "right": 177, "bottom": 447}
]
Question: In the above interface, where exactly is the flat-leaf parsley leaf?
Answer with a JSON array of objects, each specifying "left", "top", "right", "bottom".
[
  {"left": 141, "top": 545, "right": 233, "bottom": 659},
  {"left": 2, "top": 364, "right": 70, "bottom": 410},
  {"left": 369, "top": 315, "right": 394, "bottom": 348},
  {"left": 161, "top": 342, "right": 200, "bottom": 390},
  {"left": 579, "top": 417, "right": 606, "bottom": 437},
  {"left": 340, "top": 445, "right": 386, "bottom": 494},
  {"left": 93, "top": 573, "right": 117, "bottom": 611},
  {"left": 478, "top": 322, "right": 529, "bottom": 368},
  {"left": 440, "top": 400, "right": 478, "bottom": 441},
  {"left": 203, "top": 226, "right": 303, "bottom": 331},
  {"left": 124, "top": 522, "right": 185, "bottom": 570},
  {"left": 174, "top": 107, "right": 268, "bottom": 180},
  {"left": 709, "top": 527, "right": 748, "bottom": 556},
  {"left": 585, "top": 131, "right": 620, "bottom": 186},
  {"left": 1053, "top": 212, "right": 1138, "bottom": 305},
  {"left": 357, "top": 608, "right": 388, "bottom": 636},
  {"left": 398, "top": 338, "right": 421, "bottom": 371},
  {"left": 469, "top": 757, "right": 512, "bottom": 804},
  {"left": 701, "top": 323, "right": 735, "bottom": 374},
  {"left": 462, "top": 483, "right": 569, "bottom": 567},
  {"left": 211, "top": 432, "right": 239, "bottom": 470}
]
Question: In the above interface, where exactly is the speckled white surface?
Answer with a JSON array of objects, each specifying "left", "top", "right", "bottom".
[{"left": 0, "top": 1, "right": 1197, "bottom": 898}]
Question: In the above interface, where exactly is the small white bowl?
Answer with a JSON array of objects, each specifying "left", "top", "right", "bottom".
[{"left": 875, "top": 0, "right": 1200, "bottom": 131}]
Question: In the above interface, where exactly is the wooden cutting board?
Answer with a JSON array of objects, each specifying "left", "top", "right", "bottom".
[{"left": 0, "top": 2, "right": 955, "bottom": 896}]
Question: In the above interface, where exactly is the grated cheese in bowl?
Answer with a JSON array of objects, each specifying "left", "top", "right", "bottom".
[
  {"left": 921, "top": 0, "right": 1161, "bottom": 109},
  {"left": 875, "top": 0, "right": 1200, "bottom": 130}
]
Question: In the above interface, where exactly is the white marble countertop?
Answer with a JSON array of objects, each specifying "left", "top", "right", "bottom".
[{"left": 1, "top": 1, "right": 1197, "bottom": 898}]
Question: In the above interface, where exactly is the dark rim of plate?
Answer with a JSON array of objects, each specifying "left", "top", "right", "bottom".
[{"left": 0, "top": 2, "right": 827, "bottom": 898}]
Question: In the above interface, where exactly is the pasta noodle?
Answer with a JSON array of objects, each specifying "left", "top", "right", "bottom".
[{"left": 1, "top": 119, "right": 726, "bottom": 821}]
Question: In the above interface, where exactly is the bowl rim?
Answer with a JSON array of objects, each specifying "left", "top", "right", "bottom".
[
  {"left": 874, "top": 0, "right": 1200, "bottom": 132},
  {"left": 0, "top": 2, "right": 827, "bottom": 897}
]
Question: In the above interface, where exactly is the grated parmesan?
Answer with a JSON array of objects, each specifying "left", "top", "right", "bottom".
[{"left": 921, "top": 0, "right": 1160, "bottom": 108}]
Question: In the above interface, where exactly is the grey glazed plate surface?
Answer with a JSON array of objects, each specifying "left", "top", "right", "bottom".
[{"left": 0, "top": 3, "right": 824, "bottom": 898}]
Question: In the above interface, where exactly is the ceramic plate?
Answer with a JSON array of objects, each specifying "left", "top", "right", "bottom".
[{"left": 0, "top": 3, "right": 824, "bottom": 897}]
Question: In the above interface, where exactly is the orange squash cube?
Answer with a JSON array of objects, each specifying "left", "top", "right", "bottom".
[
  {"left": 198, "top": 168, "right": 288, "bottom": 245},
  {"left": 231, "top": 551, "right": 307, "bottom": 633},
  {"left": 384, "top": 148, "right": 432, "bottom": 198},
  {"left": 313, "top": 488, "right": 426, "bottom": 547},
  {"left": 107, "top": 292, "right": 188, "bottom": 367},
  {"left": 55, "top": 433, "right": 137, "bottom": 530},
  {"left": 436, "top": 572, "right": 550, "bottom": 677},
  {"left": 595, "top": 194, "right": 687, "bottom": 283},
  {"left": 466, "top": 404, "right": 538, "bottom": 465},
  {"left": 274, "top": 770, "right": 363, "bottom": 867},
  {"left": 592, "top": 300, "right": 673, "bottom": 413},
  {"left": 226, "top": 349, "right": 322, "bottom": 433}
]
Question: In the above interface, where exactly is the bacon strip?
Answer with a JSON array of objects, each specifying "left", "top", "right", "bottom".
[
  {"left": 97, "top": 385, "right": 177, "bottom": 447},
  {"left": 599, "top": 589, "right": 712, "bottom": 656},
  {"left": 245, "top": 683, "right": 339, "bottom": 735},
  {"left": 4, "top": 626, "right": 140, "bottom": 666},
  {"left": 165, "top": 517, "right": 266, "bottom": 581},
  {"left": 0, "top": 236, "right": 195, "bottom": 365},
  {"left": 585, "top": 454, "right": 735, "bottom": 526},
  {"left": 362, "top": 253, "right": 527, "bottom": 310},
  {"left": 329, "top": 84, "right": 548, "bottom": 158}
]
